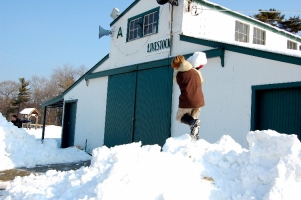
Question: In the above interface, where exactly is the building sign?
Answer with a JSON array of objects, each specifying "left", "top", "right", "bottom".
[
  {"left": 117, "top": 27, "right": 123, "bottom": 38},
  {"left": 147, "top": 38, "right": 170, "bottom": 53}
]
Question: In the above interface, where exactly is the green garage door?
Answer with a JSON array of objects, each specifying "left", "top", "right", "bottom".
[
  {"left": 134, "top": 67, "right": 173, "bottom": 147},
  {"left": 104, "top": 66, "right": 173, "bottom": 148},
  {"left": 104, "top": 72, "right": 136, "bottom": 147},
  {"left": 252, "top": 83, "right": 301, "bottom": 140}
]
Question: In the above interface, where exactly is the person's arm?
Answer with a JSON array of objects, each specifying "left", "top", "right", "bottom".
[
  {"left": 173, "top": 71, "right": 178, "bottom": 83},
  {"left": 192, "top": 68, "right": 204, "bottom": 83}
]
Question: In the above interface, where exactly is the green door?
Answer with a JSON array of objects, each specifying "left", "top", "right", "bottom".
[
  {"left": 61, "top": 101, "right": 77, "bottom": 148},
  {"left": 134, "top": 67, "right": 173, "bottom": 146},
  {"left": 252, "top": 84, "right": 301, "bottom": 140},
  {"left": 104, "top": 72, "right": 137, "bottom": 148},
  {"left": 104, "top": 66, "right": 173, "bottom": 148}
]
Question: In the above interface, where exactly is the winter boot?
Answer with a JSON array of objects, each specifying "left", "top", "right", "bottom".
[
  {"left": 180, "top": 114, "right": 200, "bottom": 140},
  {"left": 190, "top": 119, "right": 200, "bottom": 140}
]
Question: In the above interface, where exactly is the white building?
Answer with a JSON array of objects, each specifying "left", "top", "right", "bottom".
[{"left": 42, "top": 0, "right": 301, "bottom": 152}]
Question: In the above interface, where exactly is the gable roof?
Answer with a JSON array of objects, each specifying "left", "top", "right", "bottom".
[
  {"left": 110, "top": 0, "right": 301, "bottom": 42},
  {"left": 20, "top": 108, "right": 40, "bottom": 115},
  {"left": 41, "top": 54, "right": 110, "bottom": 108}
]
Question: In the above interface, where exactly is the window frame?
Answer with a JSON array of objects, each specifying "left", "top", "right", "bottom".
[
  {"left": 287, "top": 40, "right": 297, "bottom": 50},
  {"left": 253, "top": 27, "right": 266, "bottom": 45},
  {"left": 127, "top": 7, "right": 159, "bottom": 42},
  {"left": 235, "top": 21, "right": 250, "bottom": 43}
]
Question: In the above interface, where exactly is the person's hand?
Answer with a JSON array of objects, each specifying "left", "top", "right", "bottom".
[{"left": 196, "top": 65, "right": 204, "bottom": 69}]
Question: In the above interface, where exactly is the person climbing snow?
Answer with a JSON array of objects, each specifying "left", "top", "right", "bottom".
[{"left": 171, "top": 53, "right": 206, "bottom": 140}]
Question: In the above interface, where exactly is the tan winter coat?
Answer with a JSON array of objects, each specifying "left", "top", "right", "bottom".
[{"left": 176, "top": 60, "right": 205, "bottom": 108}]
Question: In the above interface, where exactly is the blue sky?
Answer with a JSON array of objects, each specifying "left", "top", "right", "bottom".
[{"left": 1, "top": 0, "right": 300, "bottom": 82}]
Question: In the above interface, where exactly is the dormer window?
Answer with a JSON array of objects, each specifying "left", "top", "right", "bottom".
[
  {"left": 253, "top": 27, "right": 266, "bottom": 45},
  {"left": 127, "top": 7, "right": 159, "bottom": 42},
  {"left": 235, "top": 21, "right": 249, "bottom": 43},
  {"left": 287, "top": 40, "right": 297, "bottom": 50}
]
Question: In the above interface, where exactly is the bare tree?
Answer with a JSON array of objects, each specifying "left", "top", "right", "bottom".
[
  {"left": 0, "top": 64, "right": 87, "bottom": 124},
  {"left": 30, "top": 75, "right": 56, "bottom": 106},
  {"left": 50, "top": 64, "right": 87, "bottom": 94},
  {"left": 29, "top": 75, "right": 58, "bottom": 125},
  {"left": 29, "top": 64, "right": 87, "bottom": 125},
  {"left": 0, "top": 80, "right": 19, "bottom": 119}
]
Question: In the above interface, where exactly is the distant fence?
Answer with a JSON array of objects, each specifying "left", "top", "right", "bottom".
[{"left": 22, "top": 122, "right": 43, "bottom": 129}]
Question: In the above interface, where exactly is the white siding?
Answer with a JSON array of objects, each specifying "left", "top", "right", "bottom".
[
  {"left": 180, "top": 1, "right": 301, "bottom": 51},
  {"left": 64, "top": 77, "right": 108, "bottom": 153},
  {"left": 171, "top": 50, "right": 301, "bottom": 148},
  {"left": 95, "top": 0, "right": 173, "bottom": 72},
  {"left": 182, "top": 2, "right": 235, "bottom": 42}
]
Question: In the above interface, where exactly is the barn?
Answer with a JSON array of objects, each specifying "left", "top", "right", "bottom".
[{"left": 42, "top": 0, "right": 301, "bottom": 152}]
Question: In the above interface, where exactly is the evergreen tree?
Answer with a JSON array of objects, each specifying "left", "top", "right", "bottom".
[
  {"left": 253, "top": 9, "right": 284, "bottom": 27},
  {"left": 253, "top": 9, "right": 301, "bottom": 34},
  {"left": 279, "top": 16, "right": 301, "bottom": 33},
  {"left": 12, "top": 78, "right": 30, "bottom": 115}
]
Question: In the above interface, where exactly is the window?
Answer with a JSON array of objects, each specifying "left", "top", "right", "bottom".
[
  {"left": 287, "top": 40, "right": 297, "bottom": 50},
  {"left": 299, "top": 45, "right": 301, "bottom": 51},
  {"left": 127, "top": 7, "right": 159, "bottom": 41},
  {"left": 235, "top": 21, "right": 249, "bottom": 43},
  {"left": 253, "top": 27, "right": 266, "bottom": 45},
  {"left": 128, "top": 18, "right": 142, "bottom": 41},
  {"left": 143, "top": 12, "right": 158, "bottom": 36}
]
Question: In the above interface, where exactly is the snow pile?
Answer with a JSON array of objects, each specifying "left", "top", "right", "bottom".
[
  {"left": 244, "top": 131, "right": 301, "bottom": 199},
  {"left": 2, "top": 126, "right": 301, "bottom": 199},
  {"left": 164, "top": 132, "right": 301, "bottom": 199},
  {"left": 0, "top": 113, "right": 91, "bottom": 171}
]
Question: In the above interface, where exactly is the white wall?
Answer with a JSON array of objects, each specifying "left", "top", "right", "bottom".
[
  {"left": 64, "top": 77, "right": 108, "bottom": 153},
  {"left": 63, "top": 0, "right": 301, "bottom": 151},
  {"left": 181, "top": 1, "right": 235, "bottom": 41},
  {"left": 171, "top": 48, "right": 301, "bottom": 148},
  {"left": 94, "top": 0, "right": 174, "bottom": 72},
  {"left": 180, "top": 0, "right": 301, "bottom": 51},
  {"left": 63, "top": 0, "right": 177, "bottom": 153}
]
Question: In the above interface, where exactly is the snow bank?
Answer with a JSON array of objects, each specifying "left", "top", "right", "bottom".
[
  {"left": 2, "top": 129, "right": 301, "bottom": 199},
  {"left": 0, "top": 113, "right": 91, "bottom": 171}
]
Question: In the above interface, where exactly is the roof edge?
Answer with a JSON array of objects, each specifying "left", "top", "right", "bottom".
[
  {"left": 41, "top": 54, "right": 110, "bottom": 107},
  {"left": 110, "top": 0, "right": 141, "bottom": 27},
  {"left": 41, "top": 95, "right": 64, "bottom": 108},
  {"left": 61, "top": 53, "right": 110, "bottom": 95},
  {"left": 180, "top": 34, "right": 301, "bottom": 66}
]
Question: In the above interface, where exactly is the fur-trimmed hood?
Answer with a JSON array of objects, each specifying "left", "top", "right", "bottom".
[{"left": 177, "top": 60, "right": 193, "bottom": 72}]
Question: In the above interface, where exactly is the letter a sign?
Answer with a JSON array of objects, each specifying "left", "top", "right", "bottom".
[{"left": 117, "top": 27, "right": 123, "bottom": 38}]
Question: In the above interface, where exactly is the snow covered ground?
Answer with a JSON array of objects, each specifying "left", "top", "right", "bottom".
[
  {"left": 25, "top": 124, "right": 62, "bottom": 148},
  {"left": 1, "top": 113, "right": 301, "bottom": 199},
  {"left": 0, "top": 114, "right": 91, "bottom": 172}
]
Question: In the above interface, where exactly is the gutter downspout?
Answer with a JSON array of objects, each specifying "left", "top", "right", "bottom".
[{"left": 169, "top": 4, "right": 174, "bottom": 56}]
